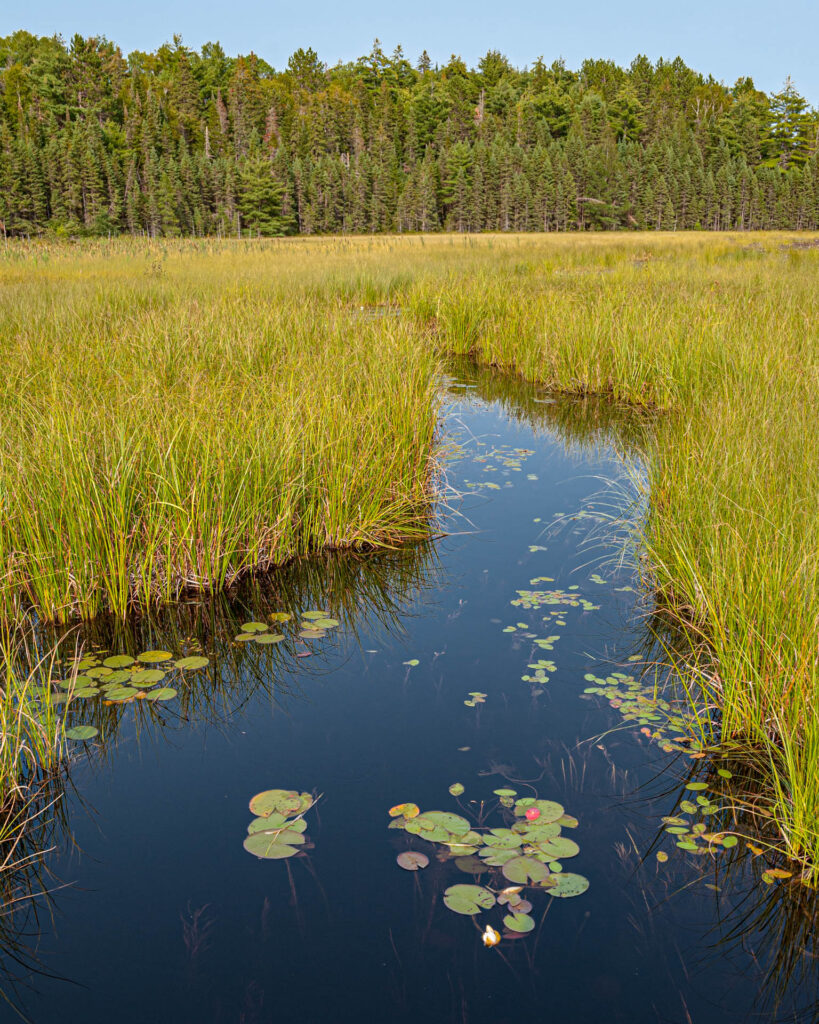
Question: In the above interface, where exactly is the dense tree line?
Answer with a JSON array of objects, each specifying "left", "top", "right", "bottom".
[{"left": 1, "top": 30, "right": 818, "bottom": 236}]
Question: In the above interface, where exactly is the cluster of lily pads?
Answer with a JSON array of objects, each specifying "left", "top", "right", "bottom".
[
  {"left": 463, "top": 444, "right": 536, "bottom": 492},
  {"left": 581, "top": 671, "right": 710, "bottom": 756},
  {"left": 242, "top": 788, "right": 315, "bottom": 860},
  {"left": 389, "top": 786, "right": 589, "bottom": 942},
  {"left": 510, "top": 585, "right": 599, "bottom": 614},
  {"left": 234, "top": 610, "right": 339, "bottom": 648},
  {"left": 464, "top": 691, "right": 487, "bottom": 708}
]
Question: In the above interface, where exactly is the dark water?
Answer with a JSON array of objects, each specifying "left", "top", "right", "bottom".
[{"left": 2, "top": 364, "right": 817, "bottom": 1024}]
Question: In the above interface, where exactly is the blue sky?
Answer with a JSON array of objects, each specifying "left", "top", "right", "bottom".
[{"left": 3, "top": 0, "right": 818, "bottom": 104}]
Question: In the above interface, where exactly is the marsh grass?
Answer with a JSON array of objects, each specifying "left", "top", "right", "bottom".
[{"left": 2, "top": 231, "right": 819, "bottom": 876}]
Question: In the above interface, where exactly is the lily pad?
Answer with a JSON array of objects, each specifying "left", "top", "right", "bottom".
[
  {"left": 248, "top": 813, "right": 288, "bottom": 834},
  {"left": 547, "top": 872, "right": 589, "bottom": 898},
  {"left": 537, "top": 837, "right": 580, "bottom": 860},
  {"left": 74, "top": 687, "right": 100, "bottom": 698},
  {"left": 175, "top": 656, "right": 210, "bottom": 670},
  {"left": 302, "top": 610, "right": 329, "bottom": 619},
  {"left": 107, "top": 687, "right": 139, "bottom": 701},
  {"left": 144, "top": 688, "right": 177, "bottom": 701},
  {"left": 397, "top": 851, "right": 429, "bottom": 871},
  {"left": 502, "top": 856, "right": 550, "bottom": 884},
  {"left": 269, "top": 612, "right": 292, "bottom": 622},
  {"left": 480, "top": 847, "right": 520, "bottom": 866},
  {"left": 442, "top": 884, "right": 495, "bottom": 915},
  {"left": 455, "top": 855, "right": 486, "bottom": 873},
  {"left": 103, "top": 655, "right": 134, "bottom": 669},
  {"left": 87, "top": 667, "right": 113, "bottom": 679},
  {"left": 243, "top": 833, "right": 299, "bottom": 859},
  {"left": 448, "top": 783, "right": 465, "bottom": 796},
  {"left": 137, "top": 650, "right": 173, "bottom": 663},
  {"left": 240, "top": 623, "right": 268, "bottom": 633},
  {"left": 131, "top": 669, "right": 165, "bottom": 685},
  {"left": 504, "top": 912, "right": 535, "bottom": 933},
  {"left": 421, "top": 811, "right": 471, "bottom": 836},
  {"left": 389, "top": 803, "right": 420, "bottom": 819},
  {"left": 483, "top": 830, "right": 523, "bottom": 850},
  {"left": 254, "top": 634, "right": 285, "bottom": 645},
  {"left": 494, "top": 788, "right": 518, "bottom": 797},
  {"left": 312, "top": 619, "right": 339, "bottom": 629},
  {"left": 65, "top": 725, "right": 98, "bottom": 741}
]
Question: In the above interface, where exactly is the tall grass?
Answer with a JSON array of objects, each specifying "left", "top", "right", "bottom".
[{"left": 2, "top": 232, "right": 819, "bottom": 876}]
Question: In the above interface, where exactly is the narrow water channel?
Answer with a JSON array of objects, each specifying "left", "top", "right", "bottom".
[{"left": 2, "top": 363, "right": 816, "bottom": 1023}]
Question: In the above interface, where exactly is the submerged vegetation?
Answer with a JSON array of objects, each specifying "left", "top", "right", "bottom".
[{"left": 1, "top": 230, "right": 819, "bottom": 888}]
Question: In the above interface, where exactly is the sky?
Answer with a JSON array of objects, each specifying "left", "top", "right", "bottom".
[{"left": 3, "top": 0, "right": 818, "bottom": 105}]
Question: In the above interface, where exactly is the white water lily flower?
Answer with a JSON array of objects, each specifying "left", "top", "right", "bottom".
[{"left": 482, "top": 925, "right": 501, "bottom": 948}]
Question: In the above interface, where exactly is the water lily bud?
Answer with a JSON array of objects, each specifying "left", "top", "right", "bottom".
[
  {"left": 482, "top": 925, "right": 501, "bottom": 948},
  {"left": 525, "top": 808, "right": 541, "bottom": 821}
]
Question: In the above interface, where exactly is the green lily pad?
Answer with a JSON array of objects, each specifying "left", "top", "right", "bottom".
[
  {"left": 556, "top": 813, "right": 579, "bottom": 828},
  {"left": 102, "top": 670, "right": 132, "bottom": 684},
  {"left": 448, "top": 783, "right": 465, "bottom": 796},
  {"left": 685, "top": 782, "right": 708, "bottom": 791},
  {"left": 547, "top": 872, "right": 589, "bottom": 898},
  {"left": 421, "top": 811, "right": 471, "bottom": 836},
  {"left": 479, "top": 847, "right": 520, "bottom": 866},
  {"left": 248, "top": 813, "right": 288, "bottom": 834},
  {"left": 299, "top": 629, "right": 326, "bottom": 639},
  {"left": 515, "top": 822, "right": 562, "bottom": 841},
  {"left": 240, "top": 623, "right": 268, "bottom": 633},
  {"left": 312, "top": 619, "right": 339, "bottom": 629},
  {"left": 493, "top": 788, "right": 518, "bottom": 797},
  {"left": 454, "top": 855, "right": 486, "bottom": 873},
  {"left": 442, "top": 884, "right": 495, "bottom": 916},
  {"left": 103, "top": 655, "right": 134, "bottom": 669},
  {"left": 483, "top": 830, "right": 523, "bottom": 850},
  {"left": 504, "top": 912, "right": 535, "bottom": 933},
  {"left": 137, "top": 651, "right": 173, "bottom": 663},
  {"left": 269, "top": 612, "right": 292, "bottom": 622},
  {"left": 65, "top": 725, "right": 98, "bottom": 741},
  {"left": 144, "top": 688, "right": 177, "bottom": 701},
  {"left": 537, "top": 836, "right": 580, "bottom": 860},
  {"left": 405, "top": 818, "right": 451, "bottom": 843},
  {"left": 243, "top": 833, "right": 299, "bottom": 859},
  {"left": 106, "top": 687, "right": 139, "bottom": 701},
  {"left": 175, "top": 656, "right": 210, "bottom": 670},
  {"left": 254, "top": 634, "right": 285, "bottom": 645},
  {"left": 302, "top": 610, "right": 329, "bottom": 619},
  {"left": 397, "top": 851, "right": 429, "bottom": 871},
  {"left": 131, "top": 669, "right": 165, "bottom": 685},
  {"left": 87, "top": 667, "right": 113, "bottom": 679},
  {"left": 73, "top": 687, "right": 100, "bottom": 698},
  {"left": 502, "top": 856, "right": 550, "bottom": 884}
]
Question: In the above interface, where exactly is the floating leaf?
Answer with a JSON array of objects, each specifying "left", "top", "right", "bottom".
[
  {"left": 537, "top": 836, "right": 580, "bottom": 860},
  {"left": 503, "top": 912, "right": 535, "bottom": 933},
  {"left": 547, "top": 872, "right": 590, "bottom": 898},
  {"left": 144, "top": 687, "right": 177, "bottom": 701},
  {"left": 721, "top": 835, "right": 738, "bottom": 849},
  {"left": 86, "top": 667, "right": 112, "bottom": 679},
  {"left": 493, "top": 788, "right": 517, "bottom": 797},
  {"left": 389, "top": 803, "right": 420, "bottom": 819},
  {"left": 103, "top": 655, "right": 134, "bottom": 669},
  {"left": 302, "top": 610, "right": 329, "bottom": 620},
  {"left": 254, "top": 634, "right": 285, "bottom": 645},
  {"left": 717, "top": 768, "right": 733, "bottom": 779},
  {"left": 269, "top": 612, "right": 292, "bottom": 622},
  {"left": 248, "top": 813, "right": 288, "bottom": 834},
  {"left": 483, "top": 830, "right": 523, "bottom": 850},
  {"left": 443, "top": 884, "right": 495, "bottom": 915},
  {"left": 65, "top": 725, "right": 98, "bottom": 741},
  {"left": 422, "top": 811, "right": 471, "bottom": 836},
  {"left": 448, "top": 783, "right": 465, "bottom": 796},
  {"left": 480, "top": 848, "right": 520, "bottom": 866},
  {"left": 74, "top": 687, "right": 99, "bottom": 698},
  {"left": 685, "top": 782, "right": 708, "bottom": 791},
  {"left": 137, "top": 650, "right": 173, "bottom": 663},
  {"left": 240, "top": 623, "right": 267, "bottom": 634},
  {"left": 312, "top": 619, "right": 339, "bottom": 629},
  {"left": 502, "top": 856, "right": 549, "bottom": 884},
  {"left": 131, "top": 669, "right": 165, "bottom": 685},
  {"left": 175, "top": 656, "right": 210, "bottom": 670},
  {"left": 105, "top": 670, "right": 133, "bottom": 684},
  {"left": 243, "top": 833, "right": 299, "bottom": 859},
  {"left": 455, "top": 856, "right": 486, "bottom": 873},
  {"left": 250, "top": 789, "right": 310, "bottom": 817},
  {"left": 656, "top": 851, "right": 669, "bottom": 863},
  {"left": 107, "top": 686, "right": 139, "bottom": 701},
  {"left": 397, "top": 852, "right": 429, "bottom": 871}
]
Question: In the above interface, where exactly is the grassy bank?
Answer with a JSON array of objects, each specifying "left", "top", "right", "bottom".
[{"left": 2, "top": 232, "right": 819, "bottom": 878}]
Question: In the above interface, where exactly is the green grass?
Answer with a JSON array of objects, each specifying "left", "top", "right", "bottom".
[{"left": 2, "top": 232, "right": 819, "bottom": 879}]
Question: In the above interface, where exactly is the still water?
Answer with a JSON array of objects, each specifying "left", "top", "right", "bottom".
[{"left": 2, "top": 364, "right": 817, "bottom": 1023}]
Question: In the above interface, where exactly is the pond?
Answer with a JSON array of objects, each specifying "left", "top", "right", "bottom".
[{"left": 2, "top": 362, "right": 817, "bottom": 1023}]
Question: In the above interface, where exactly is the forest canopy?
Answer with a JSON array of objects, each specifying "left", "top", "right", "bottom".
[{"left": 1, "top": 30, "right": 817, "bottom": 236}]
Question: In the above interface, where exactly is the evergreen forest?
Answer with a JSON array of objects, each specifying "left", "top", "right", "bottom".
[{"left": 1, "top": 30, "right": 818, "bottom": 236}]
